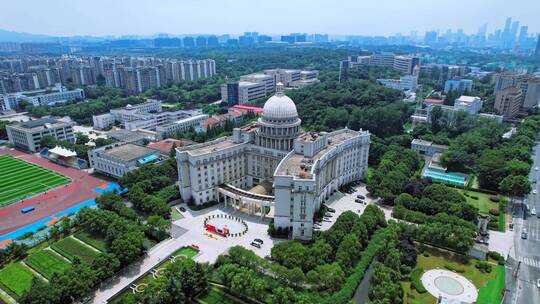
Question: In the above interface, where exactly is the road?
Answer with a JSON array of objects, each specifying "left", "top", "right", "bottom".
[{"left": 505, "top": 136, "right": 540, "bottom": 304}]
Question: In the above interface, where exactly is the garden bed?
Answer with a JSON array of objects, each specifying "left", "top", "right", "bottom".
[
  {"left": 0, "top": 263, "right": 39, "bottom": 298},
  {"left": 25, "top": 250, "right": 71, "bottom": 279},
  {"left": 51, "top": 237, "right": 99, "bottom": 264},
  {"left": 74, "top": 230, "right": 107, "bottom": 252}
]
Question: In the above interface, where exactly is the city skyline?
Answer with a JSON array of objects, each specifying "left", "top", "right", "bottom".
[{"left": 1, "top": 0, "right": 539, "bottom": 38}]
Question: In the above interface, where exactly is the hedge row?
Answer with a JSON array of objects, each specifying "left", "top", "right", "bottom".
[
  {"left": 322, "top": 226, "right": 393, "bottom": 304},
  {"left": 410, "top": 268, "right": 426, "bottom": 293}
]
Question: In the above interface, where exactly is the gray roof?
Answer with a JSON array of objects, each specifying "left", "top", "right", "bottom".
[
  {"left": 21, "top": 118, "right": 59, "bottom": 128},
  {"left": 103, "top": 144, "right": 157, "bottom": 162}
]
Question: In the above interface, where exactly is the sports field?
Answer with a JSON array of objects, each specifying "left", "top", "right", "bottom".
[
  {"left": 0, "top": 155, "right": 71, "bottom": 207},
  {"left": 25, "top": 250, "right": 71, "bottom": 279}
]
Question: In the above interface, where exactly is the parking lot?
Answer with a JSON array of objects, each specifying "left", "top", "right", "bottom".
[
  {"left": 172, "top": 205, "right": 283, "bottom": 262},
  {"left": 315, "top": 182, "right": 385, "bottom": 231}
]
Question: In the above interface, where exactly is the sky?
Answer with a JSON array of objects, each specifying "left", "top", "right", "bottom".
[{"left": 1, "top": 0, "right": 540, "bottom": 37}]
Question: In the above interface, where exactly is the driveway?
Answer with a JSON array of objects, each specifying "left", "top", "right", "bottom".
[{"left": 317, "top": 183, "right": 381, "bottom": 231}]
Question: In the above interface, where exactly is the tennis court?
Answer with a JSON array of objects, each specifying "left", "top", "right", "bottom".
[{"left": 0, "top": 155, "right": 71, "bottom": 207}]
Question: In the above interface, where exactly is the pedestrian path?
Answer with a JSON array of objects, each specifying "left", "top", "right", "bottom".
[{"left": 520, "top": 257, "right": 540, "bottom": 269}]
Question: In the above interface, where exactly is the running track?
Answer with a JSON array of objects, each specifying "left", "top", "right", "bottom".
[{"left": 0, "top": 149, "right": 112, "bottom": 236}]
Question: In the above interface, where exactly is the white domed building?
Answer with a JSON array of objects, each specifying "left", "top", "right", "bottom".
[{"left": 176, "top": 83, "right": 370, "bottom": 240}]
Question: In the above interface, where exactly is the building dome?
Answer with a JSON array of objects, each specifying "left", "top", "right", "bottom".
[{"left": 262, "top": 83, "right": 298, "bottom": 120}]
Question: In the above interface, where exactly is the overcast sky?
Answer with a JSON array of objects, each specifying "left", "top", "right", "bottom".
[{"left": 1, "top": 0, "right": 539, "bottom": 37}]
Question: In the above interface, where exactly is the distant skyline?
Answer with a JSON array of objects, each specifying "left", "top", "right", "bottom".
[{"left": 1, "top": 0, "right": 539, "bottom": 37}]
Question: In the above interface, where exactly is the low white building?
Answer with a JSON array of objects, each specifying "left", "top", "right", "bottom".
[
  {"left": 6, "top": 118, "right": 75, "bottom": 152},
  {"left": 411, "top": 139, "right": 448, "bottom": 156},
  {"left": 92, "top": 99, "right": 202, "bottom": 131},
  {"left": 454, "top": 96, "right": 483, "bottom": 115},
  {"left": 88, "top": 142, "right": 161, "bottom": 178},
  {"left": 18, "top": 88, "right": 84, "bottom": 106},
  {"left": 377, "top": 75, "right": 418, "bottom": 91},
  {"left": 156, "top": 114, "right": 209, "bottom": 139}
]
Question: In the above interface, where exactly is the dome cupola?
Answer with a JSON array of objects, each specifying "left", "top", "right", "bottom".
[{"left": 262, "top": 83, "right": 298, "bottom": 121}]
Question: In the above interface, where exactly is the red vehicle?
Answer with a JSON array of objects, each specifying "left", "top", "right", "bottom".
[{"left": 205, "top": 224, "right": 229, "bottom": 237}]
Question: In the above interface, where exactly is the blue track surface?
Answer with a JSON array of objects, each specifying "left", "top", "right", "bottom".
[{"left": 0, "top": 182, "right": 126, "bottom": 243}]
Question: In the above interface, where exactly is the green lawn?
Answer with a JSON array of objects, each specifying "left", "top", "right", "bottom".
[
  {"left": 171, "top": 207, "right": 184, "bottom": 221},
  {"left": 0, "top": 155, "right": 70, "bottom": 206},
  {"left": 458, "top": 189, "right": 498, "bottom": 214},
  {"left": 198, "top": 286, "right": 245, "bottom": 304},
  {"left": 173, "top": 246, "right": 199, "bottom": 259},
  {"left": 403, "top": 246, "right": 497, "bottom": 304},
  {"left": 477, "top": 265, "right": 505, "bottom": 304},
  {"left": 51, "top": 237, "right": 99, "bottom": 264},
  {"left": 74, "top": 231, "right": 107, "bottom": 252},
  {"left": 25, "top": 250, "right": 71, "bottom": 279},
  {"left": 0, "top": 263, "right": 39, "bottom": 298}
]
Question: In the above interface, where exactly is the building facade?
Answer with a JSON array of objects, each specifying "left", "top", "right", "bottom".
[
  {"left": 176, "top": 84, "right": 370, "bottom": 240},
  {"left": 6, "top": 118, "right": 75, "bottom": 152},
  {"left": 18, "top": 88, "right": 84, "bottom": 106},
  {"left": 444, "top": 79, "right": 473, "bottom": 94},
  {"left": 493, "top": 74, "right": 540, "bottom": 109},
  {"left": 88, "top": 142, "right": 161, "bottom": 178},
  {"left": 495, "top": 86, "right": 523, "bottom": 119}
]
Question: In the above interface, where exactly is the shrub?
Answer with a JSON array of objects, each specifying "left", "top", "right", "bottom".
[
  {"left": 488, "top": 251, "right": 501, "bottom": 261},
  {"left": 488, "top": 221, "right": 499, "bottom": 230},
  {"left": 410, "top": 268, "right": 426, "bottom": 293},
  {"left": 470, "top": 196, "right": 479, "bottom": 200},
  {"left": 489, "top": 209, "right": 500, "bottom": 216},
  {"left": 498, "top": 256, "right": 505, "bottom": 265},
  {"left": 475, "top": 261, "right": 492, "bottom": 273},
  {"left": 444, "top": 264, "right": 465, "bottom": 273},
  {"left": 490, "top": 195, "right": 500, "bottom": 202},
  {"left": 423, "top": 252, "right": 430, "bottom": 257}
]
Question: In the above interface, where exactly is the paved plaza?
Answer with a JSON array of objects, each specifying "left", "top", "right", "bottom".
[
  {"left": 421, "top": 269, "right": 478, "bottom": 303},
  {"left": 172, "top": 205, "right": 281, "bottom": 261}
]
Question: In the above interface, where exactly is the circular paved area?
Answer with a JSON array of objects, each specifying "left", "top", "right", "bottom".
[
  {"left": 421, "top": 269, "right": 478, "bottom": 303},
  {"left": 206, "top": 217, "right": 246, "bottom": 234}
]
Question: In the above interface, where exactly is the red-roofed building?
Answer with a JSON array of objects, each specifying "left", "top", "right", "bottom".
[
  {"left": 147, "top": 138, "right": 194, "bottom": 155},
  {"left": 232, "top": 104, "right": 263, "bottom": 115}
]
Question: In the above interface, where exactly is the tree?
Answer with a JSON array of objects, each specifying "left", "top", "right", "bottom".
[
  {"left": 147, "top": 215, "right": 171, "bottom": 241},
  {"left": 92, "top": 253, "right": 120, "bottom": 281},
  {"left": 430, "top": 105, "right": 444, "bottom": 133},
  {"left": 306, "top": 263, "right": 345, "bottom": 292},
  {"left": 500, "top": 175, "right": 531, "bottom": 200},
  {"left": 269, "top": 287, "right": 298, "bottom": 304},
  {"left": 476, "top": 150, "right": 507, "bottom": 190},
  {"left": 335, "top": 234, "right": 362, "bottom": 269},
  {"left": 20, "top": 278, "right": 60, "bottom": 304}
]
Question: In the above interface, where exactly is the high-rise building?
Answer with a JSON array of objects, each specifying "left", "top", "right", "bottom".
[
  {"left": 195, "top": 36, "right": 207, "bottom": 48},
  {"left": 536, "top": 35, "right": 540, "bottom": 57},
  {"left": 518, "top": 26, "right": 528, "bottom": 45},
  {"left": 495, "top": 87, "right": 523, "bottom": 119},
  {"left": 424, "top": 31, "right": 438, "bottom": 45},
  {"left": 494, "top": 74, "right": 540, "bottom": 109},
  {"left": 182, "top": 37, "right": 195, "bottom": 48},
  {"left": 207, "top": 36, "right": 219, "bottom": 48}
]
